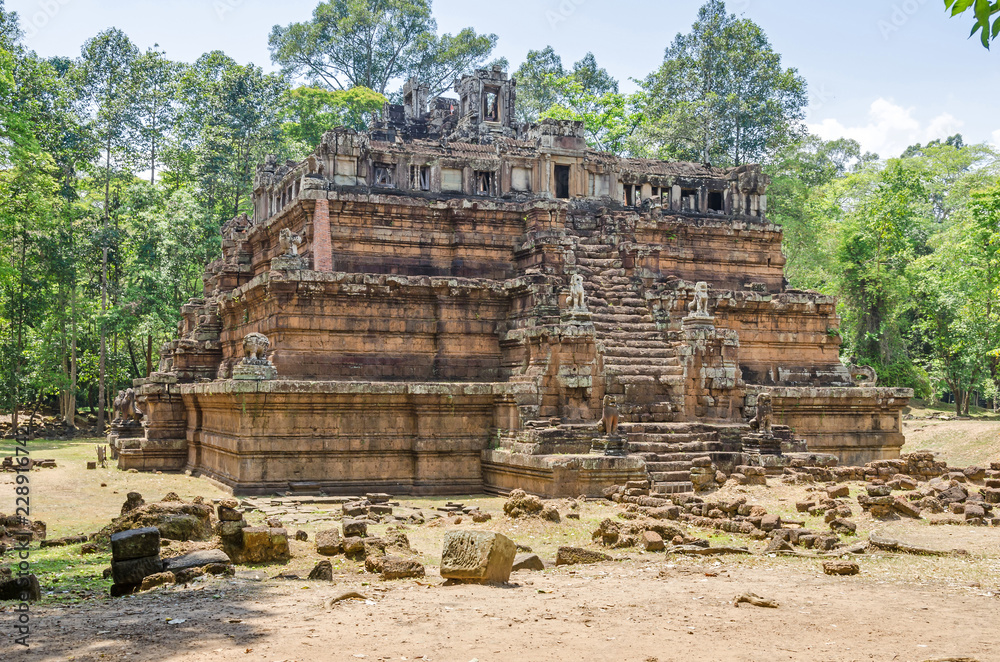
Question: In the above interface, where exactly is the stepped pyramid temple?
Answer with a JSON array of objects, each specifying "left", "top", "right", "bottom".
[{"left": 114, "top": 67, "right": 913, "bottom": 496}]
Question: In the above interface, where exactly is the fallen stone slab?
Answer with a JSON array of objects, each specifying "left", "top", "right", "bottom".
[
  {"left": 380, "top": 556, "right": 425, "bottom": 580},
  {"left": 868, "top": 534, "right": 961, "bottom": 556},
  {"left": 111, "top": 555, "right": 163, "bottom": 586},
  {"left": 315, "top": 528, "right": 342, "bottom": 556},
  {"left": 667, "top": 545, "right": 752, "bottom": 556},
  {"left": 162, "top": 549, "right": 232, "bottom": 573},
  {"left": 823, "top": 560, "right": 860, "bottom": 576},
  {"left": 440, "top": 531, "right": 516, "bottom": 584},
  {"left": 555, "top": 546, "right": 613, "bottom": 566},
  {"left": 308, "top": 560, "right": 333, "bottom": 581},
  {"left": 511, "top": 553, "right": 545, "bottom": 572},
  {"left": 139, "top": 572, "right": 176, "bottom": 591}
]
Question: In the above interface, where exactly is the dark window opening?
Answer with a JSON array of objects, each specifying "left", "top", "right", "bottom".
[
  {"left": 624, "top": 184, "right": 634, "bottom": 206},
  {"left": 555, "top": 165, "right": 571, "bottom": 199},
  {"left": 374, "top": 163, "right": 394, "bottom": 187},
  {"left": 745, "top": 194, "right": 753, "bottom": 214},
  {"left": 682, "top": 189, "right": 698, "bottom": 211},
  {"left": 411, "top": 166, "right": 430, "bottom": 191},
  {"left": 483, "top": 88, "right": 500, "bottom": 122},
  {"left": 475, "top": 170, "right": 494, "bottom": 195},
  {"left": 708, "top": 191, "right": 724, "bottom": 212}
]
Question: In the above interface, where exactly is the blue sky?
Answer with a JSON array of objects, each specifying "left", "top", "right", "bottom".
[{"left": 9, "top": 0, "right": 1000, "bottom": 159}]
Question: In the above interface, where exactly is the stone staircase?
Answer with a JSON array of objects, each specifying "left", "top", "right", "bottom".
[{"left": 573, "top": 234, "right": 720, "bottom": 494}]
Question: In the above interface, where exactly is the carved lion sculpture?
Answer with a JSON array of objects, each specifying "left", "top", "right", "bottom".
[
  {"left": 568, "top": 274, "right": 587, "bottom": 311},
  {"left": 688, "top": 281, "right": 711, "bottom": 318},
  {"left": 279, "top": 228, "right": 303, "bottom": 257},
  {"left": 749, "top": 392, "right": 774, "bottom": 438},
  {"left": 242, "top": 332, "right": 271, "bottom": 365},
  {"left": 847, "top": 361, "right": 878, "bottom": 386},
  {"left": 597, "top": 395, "right": 619, "bottom": 436},
  {"left": 113, "top": 388, "right": 142, "bottom": 425}
]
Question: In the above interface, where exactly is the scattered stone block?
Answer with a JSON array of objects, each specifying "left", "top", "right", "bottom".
[
  {"left": 342, "top": 518, "right": 368, "bottom": 538},
  {"left": 555, "top": 546, "right": 612, "bottom": 566},
  {"left": 640, "top": 530, "right": 665, "bottom": 552},
  {"left": 380, "top": 556, "right": 425, "bottom": 580},
  {"left": 503, "top": 489, "right": 544, "bottom": 518},
  {"left": 140, "top": 572, "right": 176, "bottom": 591},
  {"left": 823, "top": 560, "right": 859, "bottom": 576},
  {"left": 760, "top": 514, "right": 782, "bottom": 532},
  {"left": 0, "top": 574, "right": 40, "bottom": 601},
  {"left": 512, "top": 553, "right": 545, "bottom": 571},
  {"left": 826, "top": 485, "right": 850, "bottom": 499},
  {"left": 294, "top": 530, "right": 308, "bottom": 542},
  {"left": 308, "top": 560, "right": 333, "bottom": 581},
  {"left": 316, "top": 529, "right": 343, "bottom": 556},
  {"left": 111, "top": 527, "right": 161, "bottom": 561},
  {"left": 342, "top": 536, "right": 365, "bottom": 559},
  {"left": 829, "top": 518, "right": 857, "bottom": 534},
  {"left": 162, "top": 549, "right": 231, "bottom": 573},
  {"left": 111, "top": 555, "right": 164, "bottom": 586},
  {"left": 174, "top": 567, "right": 205, "bottom": 584},
  {"left": 440, "top": 531, "right": 517, "bottom": 584},
  {"left": 217, "top": 506, "right": 243, "bottom": 522},
  {"left": 541, "top": 505, "right": 561, "bottom": 522}
]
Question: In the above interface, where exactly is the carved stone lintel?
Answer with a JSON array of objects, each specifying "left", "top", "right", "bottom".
[{"left": 233, "top": 363, "right": 278, "bottom": 381}]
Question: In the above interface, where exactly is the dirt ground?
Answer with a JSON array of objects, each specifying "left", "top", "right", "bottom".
[{"left": 3, "top": 434, "right": 1000, "bottom": 662}]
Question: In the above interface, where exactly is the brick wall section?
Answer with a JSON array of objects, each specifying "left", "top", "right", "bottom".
[{"left": 312, "top": 198, "right": 333, "bottom": 271}]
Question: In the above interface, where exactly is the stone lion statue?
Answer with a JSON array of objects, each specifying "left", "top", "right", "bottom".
[
  {"left": 242, "top": 332, "right": 271, "bottom": 365},
  {"left": 568, "top": 274, "right": 587, "bottom": 311},
  {"left": 279, "top": 228, "right": 303, "bottom": 257},
  {"left": 113, "top": 388, "right": 142, "bottom": 426},
  {"left": 749, "top": 392, "right": 774, "bottom": 438},
  {"left": 688, "top": 281, "right": 711, "bottom": 318},
  {"left": 847, "top": 360, "right": 878, "bottom": 386},
  {"left": 596, "top": 395, "right": 619, "bottom": 436}
]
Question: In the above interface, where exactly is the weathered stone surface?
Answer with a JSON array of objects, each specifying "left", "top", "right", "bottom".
[
  {"left": 342, "top": 536, "right": 365, "bottom": 559},
  {"left": 234, "top": 527, "right": 290, "bottom": 564},
  {"left": 555, "top": 546, "right": 612, "bottom": 566},
  {"left": 511, "top": 553, "right": 545, "bottom": 571},
  {"left": 111, "top": 527, "right": 161, "bottom": 561},
  {"left": 826, "top": 485, "right": 850, "bottom": 499},
  {"left": 0, "top": 574, "right": 41, "bottom": 601},
  {"left": 140, "top": 572, "right": 176, "bottom": 591},
  {"left": 308, "top": 560, "right": 333, "bottom": 581},
  {"left": 440, "top": 531, "right": 517, "bottom": 584},
  {"left": 111, "top": 555, "right": 163, "bottom": 586},
  {"left": 315, "top": 528, "right": 342, "bottom": 556},
  {"left": 110, "top": 501, "right": 213, "bottom": 542},
  {"left": 823, "top": 560, "right": 860, "bottom": 576},
  {"left": 217, "top": 506, "right": 243, "bottom": 522},
  {"left": 162, "top": 549, "right": 232, "bottom": 573},
  {"left": 504, "top": 490, "right": 544, "bottom": 518},
  {"left": 640, "top": 530, "right": 665, "bottom": 552},
  {"left": 380, "top": 556, "right": 425, "bottom": 580},
  {"left": 342, "top": 519, "right": 368, "bottom": 538}
]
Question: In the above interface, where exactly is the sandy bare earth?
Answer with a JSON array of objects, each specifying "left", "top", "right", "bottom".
[{"left": 12, "top": 544, "right": 1000, "bottom": 662}]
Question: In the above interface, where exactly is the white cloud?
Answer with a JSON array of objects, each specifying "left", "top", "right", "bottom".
[{"left": 808, "top": 98, "right": 964, "bottom": 159}]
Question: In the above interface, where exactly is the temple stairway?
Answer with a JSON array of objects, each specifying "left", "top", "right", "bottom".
[{"left": 574, "top": 235, "right": 726, "bottom": 494}]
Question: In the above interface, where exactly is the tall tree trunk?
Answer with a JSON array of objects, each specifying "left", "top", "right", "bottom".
[
  {"left": 98, "top": 137, "right": 111, "bottom": 433},
  {"left": 67, "top": 282, "right": 78, "bottom": 428},
  {"left": 146, "top": 334, "right": 153, "bottom": 376}
]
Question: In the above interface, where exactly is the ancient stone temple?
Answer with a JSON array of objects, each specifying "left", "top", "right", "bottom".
[{"left": 120, "top": 67, "right": 912, "bottom": 496}]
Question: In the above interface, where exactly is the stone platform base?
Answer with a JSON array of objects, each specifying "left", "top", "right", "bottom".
[
  {"left": 747, "top": 386, "right": 913, "bottom": 465},
  {"left": 481, "top": 449, "right": 647, "bottom": 498},
  {"left": 117, "top": 439, "right": 188, "bottom": 472}
]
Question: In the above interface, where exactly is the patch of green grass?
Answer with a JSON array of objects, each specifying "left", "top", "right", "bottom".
[{"left": 21, "top": 543, "right": 113, "bottom": 605}]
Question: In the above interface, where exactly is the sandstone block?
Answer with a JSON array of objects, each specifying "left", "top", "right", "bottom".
[
  {"left": 342, "top": 536, "right": 365, "bottom": 558},
  {"left": 316, "top": 529, "right": 343, "bottom": 556},
  {"left": 965, "top": 504, "right": 986, "bottom": 520},
  {"left": 760, "top": 514, "right": 782, "bottom": 532},
  {"left": 893, "top": 498, "right": 922, "bottom": 519},
  {"left": 440, "top": 531, "right": 517, "bottom": 584},
  {"left": 866, "top": 484, "right": 892, "bottom": 497},
  {"left": 381, "top": 557, "right": 425, "bottom": 580},
  {"left": 111, "top": 527, "right": 161, "bottom": 561},
  {"left": 111, "top": 555, "right": 163, "bottom": 586},
  {"left": 640, "top": 531, "right": 665, "bottom": 552},
  {"left": 217, "top": 506, "right": 243, "bottom": 522},
  {"left": 555, "top": 546, "right": 612, "bottom": 566},
  {"left": 823, "top": 560, "right": 859, "bottom": 576},
  {"left": 826, "top": 485, "right": 850, "bottom": 499},
  {"left": 342, "top": 518, "right": 368, "bottom": 538},
  {"left": 0, "top": 574, "right": 41, "bottom": 602},
  {"left": 140, "top": 572, "right": 176, "bottom": 591},
  {"left": 162, "top": 549, "right": 232, "bottom": 573},
  {"left": 512, "top": 553, "right": 545, "bottom": 572},
  {"left": 343, "top": 502, "right": 368, "bottom": 517},
  {"left": 308, "top": 560, "right": 333, "bottom": 581},
  {"left": 829, "top": 518, "right": 857, "bottom": 534},
  {"left": 215, "top": 520, "right": 245, "bottom": 538}
]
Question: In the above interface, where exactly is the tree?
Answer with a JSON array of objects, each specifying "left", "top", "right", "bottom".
[
  {"left": 280, "top": 85, "right": 386, "bottom": 150},
  {"left": 639, "top": 0, "right": 807, "bottom": 166},
  {"left": 540, "top": 77, "right": 644, "bottom": 155},
  {"left": 134, "top": 46, "right": 180, "bottom": 184},
  {"left": 79, "top": 28, "right": 141, "bottom": 431},
  {"left": 944, "top": 0, "right": 1000, "bottom": 48},
  {"left": 512, "top": 47, "right": 564, "bottom": 124},
  {"left": 269, "top": 0, "right": 497, "bottom": 98},
  {"left": 174, "top": 51, "right": 287, "bottom": 222}
]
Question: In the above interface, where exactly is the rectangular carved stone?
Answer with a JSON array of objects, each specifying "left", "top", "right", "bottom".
[{"left": 440, "top": 531, "right": 516, "bottom": 584}]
